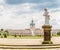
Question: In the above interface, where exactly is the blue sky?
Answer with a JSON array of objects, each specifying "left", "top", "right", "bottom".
[
  {"left": 4, "top": 0, "right": 59, "bottom": 10},
  {"left": 0, "top": 0, "right": 60, "bottom": 29}
]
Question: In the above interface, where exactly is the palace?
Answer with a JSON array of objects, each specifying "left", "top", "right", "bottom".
[{"left": 7, "top": 20, "right": 58, "bottom": 36}]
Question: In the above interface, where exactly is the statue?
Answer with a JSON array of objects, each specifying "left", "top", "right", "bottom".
[
  {"left": 31, "top": 29, "right": 35, "bottom": 36},
  {"left": 42, "top": 8, "right": 53, "bottom": 44},
  {"left": 43, "top": 8, "right": 50, "bottom": 25}
]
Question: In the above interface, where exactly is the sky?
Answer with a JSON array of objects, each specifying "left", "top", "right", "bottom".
[{"left": 0, "top": 0, "right": 60, "bottom": 29}]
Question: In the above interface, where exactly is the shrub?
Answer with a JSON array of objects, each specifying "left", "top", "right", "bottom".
[
  {"left": 19, "top": 35, "right": 21, "bottom": 37},
  {"left": 14, "top": 34, "right": 17, "bottom": 37},
  {"left": 0, "top": 32, "right": 1, "bottom": 35},
  {"left": 57, "top": 32, "right": 60, "bottom": 36},
  {"left": 1, "top": 35, "right": 3, "bottom": 38},
  {"left": 3, "top": 33, "right": 7, "bottom": 38}
]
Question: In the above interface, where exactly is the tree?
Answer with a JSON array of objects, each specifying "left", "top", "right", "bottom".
[
  {"left": 4, "top": 30, "right": 9, "bottom": 36},
  {"left": 3, "top": 33, "right": 7, "bottom": 38},
  {"left": 1, "top": 29, "right": 3, "bottom": 31},
  {"left": 0, "top": 29, "right": 4, "bottom": 38},
  {"left": 3, "top": 30, "right": 9, "bottom": 38},
  {"left": 0, "top": 29, "right": 9, "bottom": 38}
]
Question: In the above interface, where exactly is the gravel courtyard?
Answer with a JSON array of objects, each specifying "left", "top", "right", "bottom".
[
  {"left": 0, "top": 37, "right": 60, "bottom": 45},
  {"left": 0, "top": 37, "right": 60, "bottom": 50}
]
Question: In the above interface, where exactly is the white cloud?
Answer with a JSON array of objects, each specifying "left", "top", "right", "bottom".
[
  {"left": 49, "top": 8, "right": 60, "bottom": 29},
  {"left": 0, "top": 2, "right": 42, "bottom": 29},
  {"left": 0, "top": 0, "right": 60, "bottom": 29}
]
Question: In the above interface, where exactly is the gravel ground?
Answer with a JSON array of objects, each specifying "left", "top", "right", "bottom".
[
  {"left": 0, "top": 37, "right": 60, "bottom": 45},
  {"left": 0, "top": 37, "right": 60, "bottom": 50}
]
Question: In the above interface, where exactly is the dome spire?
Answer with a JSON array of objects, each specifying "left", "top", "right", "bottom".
[{"left": 30, "top": 19, "right": 35, "bottom": 27}]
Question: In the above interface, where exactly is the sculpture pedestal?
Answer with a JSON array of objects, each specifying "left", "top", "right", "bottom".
[{"left": 42, "top": 25, "right": 53, "bottom": 44}]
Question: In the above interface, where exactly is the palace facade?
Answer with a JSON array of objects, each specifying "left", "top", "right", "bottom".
[{"left": 7, "top": 20, "right": 58, "bottom": 36}]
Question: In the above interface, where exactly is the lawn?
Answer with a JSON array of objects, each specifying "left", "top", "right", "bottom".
[{"left": 5, "top": 35, "right": 43, "bottom": 39}]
